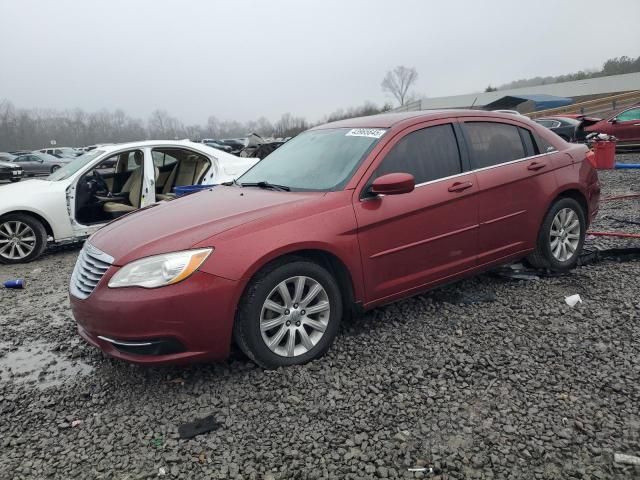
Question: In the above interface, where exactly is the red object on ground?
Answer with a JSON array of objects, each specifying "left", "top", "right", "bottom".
[{"left": 591, "top": 141, "right": 616, "bottom": 169}]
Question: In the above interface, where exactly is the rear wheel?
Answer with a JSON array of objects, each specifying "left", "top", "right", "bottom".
[
  {"left": 233, "top": 259, "right": 342, "bottom": 368},
  {"left": 527, "top": 197, "right": 585, "bottom": 271},
  {"left": 0, "top": 214, "right": 48, "bottom": 264}
]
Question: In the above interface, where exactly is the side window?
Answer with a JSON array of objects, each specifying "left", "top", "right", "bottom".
[
  {"left": 375, "top": 124, "right": 462, "bottom": 184},
  {"left": 152, "top": 150, "right": 179, "bottom": 167},
  {"left": 124, "top": 150, "right": 144, "bottom": 172},
  {"left": 533, "top": 133, "right": 556, "bottom": 154},
  {"left": 519, "top": 128, "right": 536, "bottom": 157},
  {"left": 464, "top": 122, "right": 526, "bottom": 169},
  {"left": 616, "top": 108, "right": 640, "bottom": 122}
]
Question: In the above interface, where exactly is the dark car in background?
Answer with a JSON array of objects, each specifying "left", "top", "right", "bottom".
[
  {"left": 534, "top": 115, "right": 602, "bottom": 143},
  {"left": 584, "top": 105, "right": 640, "bottom": 148},
  {"left": 0, "top": 158, "right": 23, "bottom": 182},
  {"left": 10, "top": 151, "right": 71, "bottom": 175}
]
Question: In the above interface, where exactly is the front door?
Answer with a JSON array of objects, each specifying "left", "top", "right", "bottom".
[{"left": 354, "top": 121, "right": 479, "bottom": 305}]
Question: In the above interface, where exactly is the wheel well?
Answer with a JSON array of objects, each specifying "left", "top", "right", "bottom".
[
  {"left": 0, "top": 210, "right": 54, "bottom": 238},
  {"left": 556, "top": 189, "right": 589, "bottom": 219},
  {"left": 251, "top": 249, "right": 357, "bottom": 310}
]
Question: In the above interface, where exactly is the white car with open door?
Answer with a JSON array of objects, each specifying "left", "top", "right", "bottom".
[{"left": 0, "top": 140, "right": 258, "bottom": 264}]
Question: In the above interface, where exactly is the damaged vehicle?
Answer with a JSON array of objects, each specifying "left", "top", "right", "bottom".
[
  {"left": 0, "top": 141, "right": 257, "bottom": 263},
  {"left": 534, "top": 115, "right": 601, "bottom": 143},
  {"left": 584, "top": 105, "right": 640, "bottom": 149},
  {"left": 69, "top": 111, "right": 600, "bottom": 368}
]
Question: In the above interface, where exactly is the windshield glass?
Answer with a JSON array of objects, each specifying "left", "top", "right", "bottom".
[
  {"left": 238, "top": 128, "right": 385, "bottom": 191},
  {"left": 47, "top": 150, "right": 105, "bottom": 181}
]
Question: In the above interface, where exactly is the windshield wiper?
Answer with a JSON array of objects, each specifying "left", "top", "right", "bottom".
[
  {"left": 221, "top": 178, "right": 242, "bottom": 187},
  {"left": 241, "top": 181, "right": 290, "bottom": 192}
]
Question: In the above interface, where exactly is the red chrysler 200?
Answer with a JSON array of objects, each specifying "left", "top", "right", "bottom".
[{"left": 69, "top": 111, "right": 600, "bottom": 368}]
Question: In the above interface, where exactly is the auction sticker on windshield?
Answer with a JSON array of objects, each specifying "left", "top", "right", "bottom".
[{"left": 345, "top": 128, "right": 386, "bottom": 138}]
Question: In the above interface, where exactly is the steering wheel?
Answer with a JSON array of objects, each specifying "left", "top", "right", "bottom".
[{"left": 91, "top": 169, "right": 109, "bottom": 194}]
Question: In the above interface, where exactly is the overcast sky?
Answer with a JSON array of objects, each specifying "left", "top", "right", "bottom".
[{"left": 1, "top": 0, "right": 639, "bottom": 125}]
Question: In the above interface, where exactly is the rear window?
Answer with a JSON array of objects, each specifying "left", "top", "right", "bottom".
[
  {"left": 376, "top": 124, "right": 462, "bottom": 184},
  {"left": 463, "top": 122, "right": 526, "bottom": 169}
]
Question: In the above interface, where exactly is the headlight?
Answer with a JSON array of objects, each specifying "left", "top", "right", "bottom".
[{"left": 108, "top": 248, "right": 212, "bottom": 289}]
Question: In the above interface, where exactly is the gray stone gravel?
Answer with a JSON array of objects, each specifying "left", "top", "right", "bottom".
[{"left": 0, "top": 154, "right": 639, "bottom": 479}]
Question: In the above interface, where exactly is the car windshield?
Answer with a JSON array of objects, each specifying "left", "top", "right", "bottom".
[
  {"left": 47, "top": 150, "right": 105, "bottom": 181},
  {"left": 238, "top": 128, "right": 385, "bottom": 191}
]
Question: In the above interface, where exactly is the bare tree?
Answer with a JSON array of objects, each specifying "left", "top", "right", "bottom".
[{"left": 381, "top": 66, "right": 418, "bottom": 106}]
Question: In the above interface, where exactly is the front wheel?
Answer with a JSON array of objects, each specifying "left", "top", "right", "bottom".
[
  {"left": 233, "top": 259, "right": 342, "bottom": 368},
  {"left": 527, "top": 197, "right": 586, "bottom": 271},
  {"left": 0, "top": 214, "right": 48, "bottom": 264},
  {"left": 50, "top": 165, "right": 60, "bottom": 173}
]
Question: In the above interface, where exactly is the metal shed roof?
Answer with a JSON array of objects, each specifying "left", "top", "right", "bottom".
[{"left": 396, "top": 72, "right": 640, "bottom": 111}]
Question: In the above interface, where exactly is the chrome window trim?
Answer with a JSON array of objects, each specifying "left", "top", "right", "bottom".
[
  {"left": 412, "top": 150, "right": 556, "bottom": 189},
  {"left": 361, "top": 150, "right": 557, "bottom": 200}
]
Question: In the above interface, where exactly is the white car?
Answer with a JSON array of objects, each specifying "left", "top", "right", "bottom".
[{"left": 0, "top": 140, "right": 258, "bottom": 263}]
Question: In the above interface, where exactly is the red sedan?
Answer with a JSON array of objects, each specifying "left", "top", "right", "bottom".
[
  {"left": 584, "top": 104, "right": 640, "bottom": 148},
  {"left": 69, "top": 110, "right": 600, "bottom": 368}
]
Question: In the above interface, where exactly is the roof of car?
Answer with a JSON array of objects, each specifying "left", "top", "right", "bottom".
[
  {"left": 311, "top": 109, "right": 528, "bottom": 130},
  {"left": 91, "top": 140, "right": 250, "bottom": 166}
]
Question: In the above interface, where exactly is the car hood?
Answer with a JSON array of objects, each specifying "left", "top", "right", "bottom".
[
  {"left": 0, "top": 179, "right": 63, "bottom": 213},
  {"left": 89, "top": 186, "right": 323, "bottom": 265},
  {"left": 0, "top": 160, "right": 18, "bottom": 168}
]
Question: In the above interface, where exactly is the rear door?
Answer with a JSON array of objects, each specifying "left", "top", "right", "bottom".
[
  {"left": 354, "top": 120, "right": 479, "bottom": 304},
  {"left": 459, "top": 119, "right": 558, "bottom": 266}
]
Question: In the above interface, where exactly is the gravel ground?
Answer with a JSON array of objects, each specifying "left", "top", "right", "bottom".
[{"left": 1, "top": 154, "right": 639, "bottom": 479}]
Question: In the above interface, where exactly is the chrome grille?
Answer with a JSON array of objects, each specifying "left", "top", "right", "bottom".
[{"left": 70, "top": 243, "right": 114, "bottom": 299}]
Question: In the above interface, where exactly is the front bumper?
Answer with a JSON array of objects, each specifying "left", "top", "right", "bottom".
[
  {"left": 70, "top": 269, "right": 240, "bottom": 365},
  {"left": 0, "top": 169, "right": 23, "bottom": 180}
]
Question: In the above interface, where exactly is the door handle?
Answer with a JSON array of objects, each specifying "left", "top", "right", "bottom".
[
  {"left": 527, "top": 161, "right": 546, "bottom": 171},
  {"left": 448, "top": 181, "right": 473, "bottom": 193}
]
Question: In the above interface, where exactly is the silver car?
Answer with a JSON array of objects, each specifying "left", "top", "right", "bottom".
[{"left": 11, "top": 152, "right": 72, "bottom": 176}]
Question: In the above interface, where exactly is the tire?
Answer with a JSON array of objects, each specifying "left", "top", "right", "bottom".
[
  {"left": 233, "top": 258, "right": 343, "bottom": 369},
  {"left": 9, "top": 178, "right": 21, "bottom": 183},
  {"left": 0, "top": 213, "right": 48, "bottom": 264},
  {"left": 527, "top": 197, "right": 585, "bottom": 271},
  {"left": 50, "top": 165, "right": 60, "bottom": 173}
]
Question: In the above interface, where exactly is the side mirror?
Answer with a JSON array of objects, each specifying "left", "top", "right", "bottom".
[
  {"left": 369, "top": 173, "right": 415, "bottom": 196},
  {"left": 610, "top": 118, "right": 617, "bottom": 124}
]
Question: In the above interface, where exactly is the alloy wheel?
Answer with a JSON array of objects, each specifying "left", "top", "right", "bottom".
[
  {"left": 260, "top": 276, "right": 330, "bottom": 357},
  {"left": 0, "top": 220, "right": 37, "bottom": 260},
  {"left": 549, "top": 208, "right": 580, "bottom": 262}
]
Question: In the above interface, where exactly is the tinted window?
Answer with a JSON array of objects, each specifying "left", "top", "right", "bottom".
[
  {"left": 617, "top": 108, "right": 640, "bottom": 122},
  {"left": 519, "top": 128, "right": 536, "bottom": 156},
  {"left": 375, "top": 124, "right": 462, "bottom": 184},
  {"left": 464, "top": 122, "right": 526, "bottom": 168},
  {"left": 533, "top": 132, "right": 556, "bottom": 154}
]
